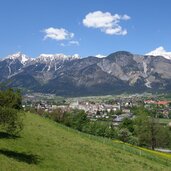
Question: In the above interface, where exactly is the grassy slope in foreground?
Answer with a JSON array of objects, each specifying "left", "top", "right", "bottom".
[{"left": 0, "top": 113, "right": 171, "bottom": 171}]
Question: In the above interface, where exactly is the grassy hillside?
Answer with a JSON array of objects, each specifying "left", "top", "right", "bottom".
[{"left": 0, "top": 112, "right": 171, "bottom": 171}]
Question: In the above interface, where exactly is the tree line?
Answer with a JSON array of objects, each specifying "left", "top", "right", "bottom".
[{"left": 36, "top": 106, "right": 171, "bottom": 150}]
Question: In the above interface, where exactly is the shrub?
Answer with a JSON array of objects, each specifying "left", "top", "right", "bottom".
[
  {"left": 48, "top": 108, "right": 64, "bottom": 122},
  {"left": 0, "top": 89, "right": 22, "bottom": 110},
  {"left": 119, "top": 118, "right": 134, "bottom": 133},
  {"left": 0, "top": 107, "right": 23, "bottom": 135},
  {"left": 118, "top": 128, "right": 132, "bottom": 142},
  {"left": 63, "top": 110, "right": 89, "bottom": 131},
  {"left": 128, "top": 136, "right": 139, "bottom": 146}
]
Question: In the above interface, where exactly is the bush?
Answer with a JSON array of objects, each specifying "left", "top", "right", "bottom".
[
  {"left": 48, "top": 108, "right": 64, "bottom": 122},
  {"left": 63, "top": 110, "right": 89, "bottom": 131},
  {"left": 0, "top": 107, "right": 23, "bottom": 135},
  {"left": 0, "top": 89, "right": 22, "bottom": 110},
  {"left": 119, "top": 118, "right": 134, "bottom": 133},
  {"left": 118, "top": 128, "right": 132, "bottom": 142},
  {"left": 128, "top": 136, "right": 139, "bottom": 146}
]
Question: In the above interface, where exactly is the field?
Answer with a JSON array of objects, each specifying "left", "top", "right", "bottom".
[{"left": 0, "top": 112, "right": 171, "bottom": 171}]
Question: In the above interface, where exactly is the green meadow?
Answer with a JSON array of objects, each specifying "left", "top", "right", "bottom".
[{"left": 0, "top": 112, "right": 171, "bottom": 171}]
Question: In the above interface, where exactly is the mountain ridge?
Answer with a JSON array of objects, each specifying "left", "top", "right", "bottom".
[{"left": 0, "top": 51, "right": 171, "bottom": 96}]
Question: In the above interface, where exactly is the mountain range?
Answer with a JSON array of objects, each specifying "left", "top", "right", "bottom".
[{"left": 0, "top": 49, "right": 171, "bottom": 96}]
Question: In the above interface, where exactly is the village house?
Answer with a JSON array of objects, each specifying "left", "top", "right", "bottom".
[
  {"left": 69, "top": 101, "right": 121, "bottom": 117},
  {"left": 144, "top": 100, "right": 171, "bottom": 106},
  {"left": 112, "top": 113, "right": 133, "bottom": 126}
]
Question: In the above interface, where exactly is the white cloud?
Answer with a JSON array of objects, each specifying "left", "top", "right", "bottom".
[
  {"left": 60, "top": 43, "right": 66, "bottom": 47},
  {"left": 146, "top": 46, "right": 171, "bottom": 60},
  {"left": 69, "top": 40, "right": 80, "bottom": 46},
  {"left": 105, "top": 26, "right": 127, "bottom": 35},
  {"left": 44, "top": 27, "right": 74, "bottom": 41},
  {"left": 95, "top": 54, "right": 106, "bottom": 58},
  {"left": 83, "top": 11, "right": 130, "bottom": 35},
  {"left": 122, "top": 14, "right": 131, "bottom": 20}
]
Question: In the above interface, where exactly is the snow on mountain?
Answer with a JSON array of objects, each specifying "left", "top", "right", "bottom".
[
  {"left": 146, "top": 47, "right": 171, "bottom": 60},
  {"left": 1, "top": 50, "right": 171, "bottom": 95},
  {"left": 95, "top": 54, "right": 106, "bottom": 58},
  {"left": 36, "top": 53, "right": 80, "bottom": 62},
  {"left": 5, "top": 52, "right": 32, "bottom": 65},
  {"left": 2, "top": 52, "right": 80, "bottom": 65}
]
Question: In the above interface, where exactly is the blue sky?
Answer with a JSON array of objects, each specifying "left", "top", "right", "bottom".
[{"left": 0, "top": 0, "right": 171, "bottom": 58}]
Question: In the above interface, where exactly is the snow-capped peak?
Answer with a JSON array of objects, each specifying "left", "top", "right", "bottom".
[
  {"left": 72, "top": 54, "right": 80, "bottom": 59},
  {"left": 6, "top": 52, "right": 31, "bottom": 64},
  {"left": 37, "top": 53, "right": 80, "bottom": 62},
  {"left": 95, "top": 54, "right": 106, "bottom": 58},
  {"left": 146, "top": 47, "right": 171, "bottom": 60}
]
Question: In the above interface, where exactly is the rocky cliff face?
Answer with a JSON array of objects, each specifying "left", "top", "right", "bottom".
[{"left": 0, "top": 51, "right": 171, "bottom": 96}]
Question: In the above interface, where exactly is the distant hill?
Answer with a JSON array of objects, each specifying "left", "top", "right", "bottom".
[
  {"left": 0, "top": 112, "right": 171, "bottom": 171},
  {"left": 0, "top": 51, "right": 171, "bottom": 96}
]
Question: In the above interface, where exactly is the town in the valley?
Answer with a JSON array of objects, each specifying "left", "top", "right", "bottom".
[{"left": 22, "top": 93, "right": 171, "bottom": 126}]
